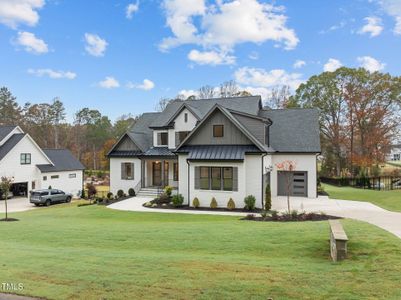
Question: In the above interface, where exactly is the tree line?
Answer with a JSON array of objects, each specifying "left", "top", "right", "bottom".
[{"left": 1, "top": 68, "right": 400, "bottom": 175}]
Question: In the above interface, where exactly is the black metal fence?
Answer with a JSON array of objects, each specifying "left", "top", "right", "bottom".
[{"left": 320, "top": 176, "right": 401, "bottom": 191}]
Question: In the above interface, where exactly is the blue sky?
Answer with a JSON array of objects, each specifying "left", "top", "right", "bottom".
[{"left": 0, "top": 0, "right": 400, "bottom": 121}]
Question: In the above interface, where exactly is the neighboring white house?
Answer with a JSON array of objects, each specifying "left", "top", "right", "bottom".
[
  {"left": 0, "top": 126, "right": 85, "bottom": 197},
  {"left": 108, "top": 96, "right": 321, "bottom": 209},
  {"left": 387, "top": 144, "right": 401, "bottom": 161}
]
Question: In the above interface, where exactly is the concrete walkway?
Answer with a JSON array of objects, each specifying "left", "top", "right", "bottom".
[{"left": 108, "top": 196, "right": 401, "bottom": 239}]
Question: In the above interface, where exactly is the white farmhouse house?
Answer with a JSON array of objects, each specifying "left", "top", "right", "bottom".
[
  {"left": 387, "top": 144, "right": 401, "bottom": 162},
  {"left": 108, "top": 96, "right": 321, "bottom": 208},
  {"left": 0, "top": 125, "right": 84, "bottom": 197}
]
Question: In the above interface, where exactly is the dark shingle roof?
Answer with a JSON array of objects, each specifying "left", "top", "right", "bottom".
[
  {"left": 37, "top": 149, "right": 85, "bottom": 173},
  {"left": 0, "top": 133, "right": 25, "bottom": 160},
  {"left": 141, "top": 147, "right": 175, "bottom": 157},
  {"left": 0, "top": 125, "right": 17, "bottom": 142},
  {"left": 128, "top": 112, "right": 161, "bottom": 151},
  {"left": 260, "top": 108, "right": 321, "bottom": 153},
  {"left": 176, "top": 145, "right": 262, "bottom": 160},
  {"left": 150, "top": 96, "right": 262, "bottom": 128}
]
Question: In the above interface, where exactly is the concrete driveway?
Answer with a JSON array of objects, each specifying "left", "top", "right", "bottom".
[
  {"left": 0, "top": 197, "right": 37, "bottom": 213},
  {"left": 109, "top": 196, "right": 401, "bottom": 239}
]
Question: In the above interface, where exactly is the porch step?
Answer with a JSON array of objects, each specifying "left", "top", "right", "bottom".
[{"left": 137, "top": 188, "right": 162, "bottom": 198}]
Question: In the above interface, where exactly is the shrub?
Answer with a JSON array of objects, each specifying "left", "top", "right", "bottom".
[
  {"left": 210, "top": 197, "right": 218, "bottom": 209},
  {"left": 48, "top": 185, "right": 52, "bottom": 189},
  {"left": 128, "top": 188, "right": 136, "bottom": 197},
  {"left": 172, "top": 194, "right": 184, "bottom": 207},
  {"left": 260, "top": 210, "right": 268, "bottom": 218},
  {"left": 227, "top": 198, "right": 235, "bottom": 210},
  {"left": 95, "top": 197, "right": 103, "bottom": 204},
  {"left": 291, "top": 210, "right": 298, "bottom": 219},
  {"left": 86, "top": 183, "right": 97, "bottom": 199},
  {"left": 271, "top": 210, "right": 279, "bottom": 220},
  {"left": 107, "top": 192, "right": 113, "bottom": 200},
  {"left": 192, "top": 197, "right": 200, "bottom": 208},
  {"left": 158, "top": 193, "right": 170, "bottom": 204},
  {"left": 117, "top": 189, "right": 124, "bottom": 198},
  {"left": 265, "top": 184, "right": 272, "bottom": 211},
  {"left": 97, "top": 170, "right": 104, "bottom": 179},
  {"left": 81, "top": 189, "right": 86, "bottom": 199},
  {"left": 244, "top": 195, "right": 256, "bottom": 211},
  {"left": 164, "top": 186, "right": 173, "bottom": 197}
]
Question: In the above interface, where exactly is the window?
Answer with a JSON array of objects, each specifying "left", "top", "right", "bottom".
[
  {"left": 184, "top": 113, "right": 188, "bottom": 123},
  {"left": 223, "top": 167, "right": 233, "bottom": 191},
  {"left": 51, "top": 175, "right": 59, "bottom": 179},
  {"left": 51, "top": 190, "right": 59, "bottom": 195},
  {"left": 176, "top": 131, "right": 190, "bottom": 146},
  {"left": 69, "top": 173, "right": 76, "bottom": 179},
  {"left": 196, "top": 167, "right": 236, "bottom": 191},
  {"left": 157, "top": 132, "right": 168, "bottom": 146},
  {"left": 121, "top": 162, "right": 134, "bottom": 180},
  {"left": 43, "top": 176, "right": 47, "bottom": 181},
  {"left": 200, "top": 167, "right": 210, "bottom": 190},
  {"left": 173, "top": 163, "right": 179, "bottom": 181},
  {"left": 213, "top": 125, "right": 224, "bottom": 137},
  {"left": 20, "top": 153, "right": 31, "bottom": 165}
]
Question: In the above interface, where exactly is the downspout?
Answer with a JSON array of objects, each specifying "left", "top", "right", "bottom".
[
  {"left": 186, "top": 159, "right": 190, "bottom": 206},
  {"left": 261, "top": 153, "right": 268, "bottom": 209}
]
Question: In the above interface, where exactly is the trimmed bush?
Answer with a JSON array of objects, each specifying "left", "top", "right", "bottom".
[
  {"left": 192, "top": 197, "right": 200, "bottom": 208},
  {"left": 117, "top": 189, "right": 124, "bottom": 198},
  {"left": 48, "top": 185, "right": 52, "bottom": 189},
  {"left": 128, "top": 188, "right": 136, "bottom": 197},
  {"left": 227, "top": 198, "right": 235, "bottom": 210},
  {"left": 210, "top": 197, "right": 218, "bottom": 209},
  {"left": 107, "top": 192, "right": 113, "bottom": 200},
  {"left": 244, "top": 195, "right": 256, "bottom": 211},
  {"left": 164, "top": 186, "right": 173, "bottom": 197},
  {"left": 265, "top": 184, "right": 272, "bottom": 211},
  {"left": 158, "top": 193, "right": 170, "bottom": 204},
  {"left": 172, "top": 194, "right": 184, "bottom": 207}
]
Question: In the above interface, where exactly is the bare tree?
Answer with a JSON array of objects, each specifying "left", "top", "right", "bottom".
[
  {"left": 155, "top": 98, "right": 173, "bottom": 112},
  {"left": 266, "top": 85, "right": 291, "bottom": 109},
  {"left": 198, "top": 85, "right": 216, "bottom": 99},
  {"left": 275, "top": 160, "right": 297, "bottom": 214},
  {"left": 220, "top": 80, "right": 239, "bottom": 98}
]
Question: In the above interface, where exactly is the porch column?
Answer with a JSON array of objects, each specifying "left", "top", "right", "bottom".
[
  {"left": 161, "top": 160, "right": 165, "bottom": 187},
  {"left": 141, "top": 159, "right": 145, "bottom": 188}
]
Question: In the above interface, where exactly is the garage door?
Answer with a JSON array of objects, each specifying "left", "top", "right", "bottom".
[{"left": 277, "top": 171, "right": 307, "bottom": 197}]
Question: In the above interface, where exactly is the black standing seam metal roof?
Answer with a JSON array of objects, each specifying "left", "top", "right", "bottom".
[
  {"left": 108, "top": 150, "right": 142, "bottom": 157},
  {"left": 0, "top": 125, "right": 17, "bottom": 142},
  {"left": 36, "top": 149, "right": 85, "bottom": 173},
  {"left": 176, "top": 145, "right": 262, "bottom": 160},
  {"left": 0, "top": 133, "right": 25, "bottom": 161}
]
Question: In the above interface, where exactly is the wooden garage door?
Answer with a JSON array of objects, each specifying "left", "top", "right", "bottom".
[{"left": 277, "top": 171, "right": 307, "bottom": 197}]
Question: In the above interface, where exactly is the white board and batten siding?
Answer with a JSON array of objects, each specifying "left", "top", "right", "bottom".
[
  {"left": 109, "top": 157, "right": 141, "bottom": 194},
  {"left": 270, "top": 154, "right": 318, "bottom": 198},
  {"left": 40, "top": 171, "right": 83, "bottom": 197},
  {"left": 0, "top": 135, "right": 50, "bottom": 192}
]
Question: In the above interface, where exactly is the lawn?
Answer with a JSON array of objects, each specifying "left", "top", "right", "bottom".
[
  {"left": 323, "top": 183, "right": 401, "bottom": 212},
  {"left": 1, "top": 203, "right": 401, "bottom": 300}
]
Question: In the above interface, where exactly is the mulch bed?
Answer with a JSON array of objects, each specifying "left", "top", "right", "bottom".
[
  {"left": 144, "top": 201, "right": 262, "bottom": 213},
  {"left": 96, "top": 196, "right": 131, "bottom": 206},
  {"left": 0, "top": 218, "right": 19, "bottom": 222},
  {"left": 242, "top": 213, "right": 341, "bottom": 222}
]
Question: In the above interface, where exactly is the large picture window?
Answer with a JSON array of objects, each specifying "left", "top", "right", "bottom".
[
  {"left": 20, "top": 153, "right": 31, "bottom": 165},
  {"left": 196, "top": 166, "right": 236, "bottom": 191}
]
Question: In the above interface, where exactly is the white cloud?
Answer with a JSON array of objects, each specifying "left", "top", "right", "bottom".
[
  {"left": 160, "top": 0, "right": 298, "bottom": 63},
  {"left": 323, "top": 58, "right": 342, "bottom": 72},
  {"left": 358, "top": 16, "right": 383, "bottom": 37},
  {"left": 293, "top": 59, "right": 306, "bottom": 69},
  {"left": 377, "top": 0, "right": 401, "bottom": 35},
  {"left": 15, "top": 31, "right": 48, "bottom": 54},
  {"left": 0, "top": 0, "right": 44, "bottom": 29},
  {"left": 248, "top": 51, "right": 259, "bottom": 60},
  {"left": 126, "top": 2, "right": 139, "bottom": 19},
  {"left": 177, "top": 89, "right": 199, "bottom": 99},
  {"left": 234, "top": 67, "right": 303, "bottom": 91},
  {"left": 319, "top": 20, "right": 347, "bottom": 34},
  {"left": 27, "top": 68, "right": 76, "bottom": 79},
  {"left": 188, "top": 49, "right": 235, "bottom": 65},
  {"left": 98, "top": 76, "right": 120, "bottom": 89},
  {"left": 357, "top": 56, "right": 385, "bottom": 72},
  {"left": 84, "top": 33, "right": 108, "bottom": 57},
  {"left": 127, "top": 79, "right": 155, "bottom": 91}
]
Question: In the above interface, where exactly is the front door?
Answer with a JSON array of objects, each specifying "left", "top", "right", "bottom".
[{"left": 152, "top": 162, "right": 162, "bottom": 186}]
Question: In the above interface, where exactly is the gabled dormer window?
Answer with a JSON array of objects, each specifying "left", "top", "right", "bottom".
[
  {"left": 20, "top": 153, "right": 31, "bottom": 165},
  {"left": 157, "top": 132, "right": 168, "bottom": 146},
  {"left": 213, "top": 125, "right": 224, "bottom": 137}
]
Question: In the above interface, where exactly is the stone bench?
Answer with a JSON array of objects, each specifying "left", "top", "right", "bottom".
[{"left": 329, "top": 220, "right": 348, "bottom": 262}]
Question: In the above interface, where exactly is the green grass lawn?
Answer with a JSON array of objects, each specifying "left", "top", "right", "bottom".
[
  {"left": 323, "top": 183, "right": 401, "bottom": 212},
  {"left": 1, "top": 203, "right": 401, "bottom": 300}
]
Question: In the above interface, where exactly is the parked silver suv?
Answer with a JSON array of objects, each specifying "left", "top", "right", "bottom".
[{"left": 30, "top": 189, "right": 72, "bottom": 206}]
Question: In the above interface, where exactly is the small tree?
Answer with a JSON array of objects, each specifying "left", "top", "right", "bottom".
[
  {"left": 275, "top": 160, "right": 297, "bottom": 214},
  {"left": 86, "top": 183, "right": 97, "bottom": 204},
  {"left": 0, "top": 176, "right": 14, "bottom": 221},
  {"left": 265, "top": 184, "right": 272, "bottom": 211},
  {"left": 192, "top": 197, "right": 200, "bottom": 208}
]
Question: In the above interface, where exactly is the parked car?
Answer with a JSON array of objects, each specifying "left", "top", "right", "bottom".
[
  {"left": 30, "top": 189, "right": 72, "bottom": 206},
  {"left": 0, "top": 189, "right": 14, "bottom": 200}
]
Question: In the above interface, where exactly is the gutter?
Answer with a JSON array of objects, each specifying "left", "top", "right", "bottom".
[{"left": 186, "top": 159, "right": 190, "bottom": 206}]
